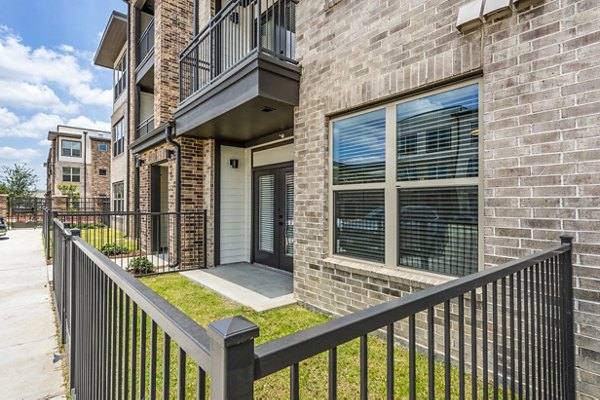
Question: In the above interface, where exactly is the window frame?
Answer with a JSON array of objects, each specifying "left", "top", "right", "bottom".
[
  {"left": 328, "top": 79, "right": 483, "bottom": 275},
  {"left": 98, "top": 143, "right": 108, "bottom": 152},
  {"left": 113, "top": 181, "right": 125, "bottom": 212},
  {"left": 63, "top": 167, "right": 81, "bottom": 182},
  {"left": 99, "top": 168, "right": 108, "bottom": 176},
  {"left": 61, "top": 140, "right": 82, "bottom": 158},
  {"left": 113, "top": 118, "right": 125, "bottom": 157}
]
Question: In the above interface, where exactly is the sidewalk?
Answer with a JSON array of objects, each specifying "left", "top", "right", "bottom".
[{"left": 0, "top": 229, "right": 66, "bottom": 400}]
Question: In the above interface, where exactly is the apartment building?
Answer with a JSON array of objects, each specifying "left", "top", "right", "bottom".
[
  {"left": 45, "top": 125, "right": 111, "bottom": 209},
  {"left": 99, "top": 0, "right": 600, "bottom": 395},
  {"left": 94, "top": 11, "right": 129, "bottom": 213}
]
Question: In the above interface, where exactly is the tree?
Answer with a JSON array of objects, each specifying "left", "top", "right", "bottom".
[
  {"left": 0, "top": 164, "right": 38, "bottom": 197},
  {"left": 57, "top": 183, "right": 80, "bottom": 211}
]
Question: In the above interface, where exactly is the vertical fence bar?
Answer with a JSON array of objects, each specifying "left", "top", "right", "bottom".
[
  {"left": 409, "top": 314, "right": 416, "bottom": 400},
  {"left": 163, "top": 333, "right": 171, "bottom": 399},
  {"left": 329, "top": 347, "right": 337, "bottom": 400},
  {"left": 178, "top": 348, "right": 186, "bottom": 400},
  {"left": 493, "top": 281, "right": 498, "bottom": 400},
  {"left": 459, "top": 295, "right": 465, "bottom": 399},
  {"left": 428, "top": 307, "right": 435, "bottom": 400},
  {"left": 387, "top": 324, "right": 394, "bottom": 400},
  {"left": 444, "top": 300, "right": 451, "bottom": 400},
  {"left": 560, "top": 236, "right": 575, "bottom": 400},
  {"left": 482, "top": 285, "right": 488, "bottom": 400},
  {"left": 471, "top": 290, "right": 477, "bottom": 400},
  {"left": 360, "top": 334, "right": 368, "bottom": 400}
]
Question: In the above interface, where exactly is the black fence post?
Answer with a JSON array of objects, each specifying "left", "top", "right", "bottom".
[
  {"left": 560, "top": 235, "right": 575, "bottom": 400},
  {"left": 69, "top": 228, "right": 80, "bottom": 395},
  {"left": 208, "top": 316, "right": 259, "bottom": 399},
  {"left": 60, "top": 222, "right": 71, "bottom": 344}
]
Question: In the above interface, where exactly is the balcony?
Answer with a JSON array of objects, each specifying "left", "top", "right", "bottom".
[
  {"left": 175, "top": 0, "right": 300, "bottom": 143},
  {"left": 136, "top": 17, "right": 155, "bottom": 84},
  {"left": 136, "top": 115, "right": 154, "bottom": 139}
]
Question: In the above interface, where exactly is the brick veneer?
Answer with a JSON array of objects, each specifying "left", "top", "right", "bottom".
[
  {"left": 89, "top": 139, "right": 111, "bottom": 198},
  {"left": 293, "top": 0, "right": 600, "bottom": 397}
]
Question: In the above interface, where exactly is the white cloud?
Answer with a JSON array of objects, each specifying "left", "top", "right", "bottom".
[
  {"left": 0, "top": 146, "right": 41, "bottom": 162},
  {"left": 0, "top": 30, "right": 111, "bottom": 108},
  {"left": 65, "top": 116, "right": 111, "bottom": 132},
  {"left": 0, "top": 107, "right": 19, "bottom": 127},
  {"left": 0, "top": 109, "right": 109, "bottom": 139},
  {"left": 0, "top": 80, "right": 79, "bottom": 114}
]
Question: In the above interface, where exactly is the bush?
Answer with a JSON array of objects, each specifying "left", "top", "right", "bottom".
[
  {"left": 128, "top": 256, "right": 154, "bottom": 274},
  {"left": 100, "top": 242, "right": 129, "bottom": 256}
]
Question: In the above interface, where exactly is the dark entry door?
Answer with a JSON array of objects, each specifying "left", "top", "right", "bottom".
[{"left": 253, "top": 164, "right": 294, "bottom": 272}]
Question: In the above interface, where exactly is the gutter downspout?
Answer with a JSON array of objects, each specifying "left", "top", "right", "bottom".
[{"left": 165, "top": 122, "right": 181, "bottom": 267}]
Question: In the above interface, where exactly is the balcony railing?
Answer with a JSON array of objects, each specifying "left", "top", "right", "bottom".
[
  {"left": 180, "top": 0, "right": 298, "bottom": 102},
  {"left": 136, "top": 115, "right": 154, "bottom": 138},
  {"left": 113, "top": 73, "right": 127, "bottom": 100},
  {"left": 137, "top": 18, "right": 155, "bottom": 64}
]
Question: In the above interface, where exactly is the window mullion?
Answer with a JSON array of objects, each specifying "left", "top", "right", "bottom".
[{"left": 384, "top": 105, "right": 397, "bottom": 267}]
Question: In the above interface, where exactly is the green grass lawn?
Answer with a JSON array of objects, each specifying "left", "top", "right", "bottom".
[
  {"left": 79, "top": 227, "right": 138, "bottom": 254},
  {"left": 140, "top": 274, "right": 495, "bottom": 399}
]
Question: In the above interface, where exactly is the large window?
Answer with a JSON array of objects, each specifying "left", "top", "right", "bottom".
[
  {"left": 113, "top": 52, "right": 127, "bottom": 100},
  {"left": 113, "top": 181, "right": 124, "bottom": 211},
  {"left": 113, "top": 119, "right": 125, "bottom": 157},
  {"left": 331, "top": 83, "right": 480, "bottom": 276},
  {"left": 61, "top": 140, "right": 81, "bottom": 157},
  {"left": 63, "top": 167, "right": 81, "bottom": 182}
]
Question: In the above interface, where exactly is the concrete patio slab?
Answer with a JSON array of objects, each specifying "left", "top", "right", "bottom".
[
  {"left": 0, "top": 229, "right": 66, "bottom": 400},
  {"left": 181, "top": 263, "right": 296, "bottom": 312}
]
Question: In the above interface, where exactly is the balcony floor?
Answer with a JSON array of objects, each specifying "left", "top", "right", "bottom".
[{"left": 181, "top": 262, "right": 295, "bottom": 312}]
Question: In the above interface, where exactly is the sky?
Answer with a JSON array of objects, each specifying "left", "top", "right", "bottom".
[{"left": 0, "top": 0, "right": 127, "bottom": 190}]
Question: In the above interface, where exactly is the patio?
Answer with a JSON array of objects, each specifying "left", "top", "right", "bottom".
[{"left": 181, "top": 262, "right": 295, "bottom": 311}]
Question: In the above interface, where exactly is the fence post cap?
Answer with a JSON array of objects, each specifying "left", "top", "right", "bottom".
[
  {"left": 560, "top": 235, "right": 574, "bottom": 245},
  {"left": 71, "top": 228, "right": 81, "bottom": 237},
  {"left": 208, "top": 316, "right": 259, "bottom": 348},
  {"left": 64, "top": 222, "right": 70, "bottom": 229}
]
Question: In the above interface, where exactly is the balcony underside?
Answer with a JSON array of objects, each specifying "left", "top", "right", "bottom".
[{"left": 174, "top": 52, "right": 300, "bottom": 143}]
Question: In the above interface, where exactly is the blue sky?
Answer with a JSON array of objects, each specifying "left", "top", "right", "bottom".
[{"left": 0, "top": 0, "right": 127, "bottom": 189}]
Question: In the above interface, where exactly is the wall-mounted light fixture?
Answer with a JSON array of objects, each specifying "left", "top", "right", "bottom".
[
  {"left": 230, "top": 159, "right": 239, "bottom": 169},
  {"left": 166, "top": 149, "right": 175, "bottom": 159}
]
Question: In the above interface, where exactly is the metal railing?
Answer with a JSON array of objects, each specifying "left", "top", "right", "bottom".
[
  {"left": 136, "top": 115, "right": 154, "bottom": 138},
  {"left": 52, "top": 222, "right": 575, "bottom": 399},
  {"left": 66, "top": 197, "right": 110, "bottom": 213},
  {"left": 249, "top": 237, "right": 575, "bottom": 400},
  {"left": 137, "top": 18, "right": 155, "bottom": 64},
  {"left": 180, "top": 0, "right": 298, "bottom": 101},
  {"left": 53, "top": 220, "right": 215, "bottom": 399},
  {"left": 54, "top": 211, "right": 207, "bottom": 275}
]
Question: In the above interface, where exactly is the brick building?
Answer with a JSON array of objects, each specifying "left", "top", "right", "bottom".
[
  {"left": 45, "top": 125, "right": 112, "bottom": 209},
  {"left": 98, "top": 0, "right": 600, "bottom": 396}
]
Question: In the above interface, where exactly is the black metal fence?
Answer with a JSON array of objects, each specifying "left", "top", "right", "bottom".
[
  {"left": 6, "top": 196, "right": 46, "bottom": 228},
  {"left": 53, "top": 211, "right": 207, "bottom": 275},
  {"left": 65, "top": 197, "right": 110, "bottom": 213},
  {"left": 52, "top": 211, "right": 576, "bottom": 399},
  {"left": 180, "top": 0, "right": 298, "bottom": 101}
]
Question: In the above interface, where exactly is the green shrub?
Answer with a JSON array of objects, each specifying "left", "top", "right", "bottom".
[
  {"left": 100, "top": 242, "right": 129, "bottom": 256},
  {"left": 128, "top": 256, "right": 154, "bottom": 274}
]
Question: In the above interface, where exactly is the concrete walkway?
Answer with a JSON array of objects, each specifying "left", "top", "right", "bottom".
[{"left": 0, "top": 229, "right": 66, "bottom": 399}]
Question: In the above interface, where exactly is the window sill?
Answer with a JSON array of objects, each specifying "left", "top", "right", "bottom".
[{"left": 323, "top": 255, "right": 455, "bottom": 288}]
